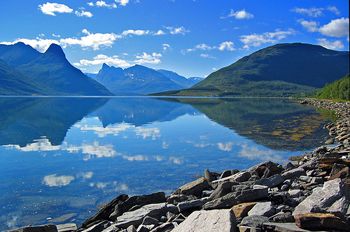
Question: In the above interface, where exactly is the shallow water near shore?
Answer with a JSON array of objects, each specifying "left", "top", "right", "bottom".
[{"left": 0, "top": 97, "right": 330, "bottom": 230}]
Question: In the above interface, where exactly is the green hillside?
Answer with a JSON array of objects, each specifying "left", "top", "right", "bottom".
[{"left": 316, "top": 75, "right": 350, "bottom": 100}]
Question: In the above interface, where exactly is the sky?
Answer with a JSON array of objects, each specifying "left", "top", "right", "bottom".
[{"left": 0, "top": 0, "right": 349, "bottom": 77}]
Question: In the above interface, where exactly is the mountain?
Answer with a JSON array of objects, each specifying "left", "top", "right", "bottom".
[
  {"left": 316, "top": 74, "right": 350, "bottom": 100},
  {"left": 91, "top": 64, "right": 203, "bottom": 95},
  {"left": 157, "top": 69, "right": 202, "bottom": 88},
  {"left": 0, "top": 42, "right": 112, "bottom": 96},
  {"left": 157, "top": 43, "right": 349, "bottom": 97},
  {"left": 92, "top": 64, "right": 181, "bottom": 95}
]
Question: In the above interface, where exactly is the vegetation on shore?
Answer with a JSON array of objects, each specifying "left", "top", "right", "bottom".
[{"left": 315, "top": 74, "right": 350, "bottom": 101}]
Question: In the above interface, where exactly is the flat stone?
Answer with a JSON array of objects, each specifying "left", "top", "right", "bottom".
[
  {"left": 248, "top": 202, "right": 275, "bottom": 217},
  {"left": 115, "top": 203, "right": 168, "bottom": 229},
  {"left": 110, "top": 192, "right": 166, "bottom": 220},
  {"left": 177, "top": 198, "right": 207, "bottom": 212},
  {"left": 231, "top": 202, "right": 256, "bottom": 218},
  {"left": 212, "top": 171, "right": 251, "bottom": 185},
  {"left": 255, "top": 174, "right": 284, "bottom": 188},
  {"left": 176, "top": 177, "right": 211, "bottom": 197},
  {"left": 294, "top": 213, "right": 349, "bottom": 231},
  {"left": 282, "top": 168, "right": 306, "bottom": 180},
  {"left": 149, "top": 222, "right": 175, "bottom": 232},
  {"left": 204, "top": 186, "right": 268, "bottom": 210},
  {"left": 172, "top": 209, "right": 237, "bottom": 232},
  {"left": 293, "top": 178, "right": 349, "bottom": 216},
  {"left": 56, "top": 224, "right": 77, "bottom": 232},
  {"left": 209, "top": 181, "right": 236, "bottom": 200},
  {"left": 240, "top": 215, "right": 269, "bottom": 228},
  {"left": 263, "top": 222, "right": 309, "bottom": 232}
]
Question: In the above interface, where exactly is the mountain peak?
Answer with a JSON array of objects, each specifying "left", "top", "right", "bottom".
[{"left": 45, "top": 43, "right": 66, "bottom": 58}]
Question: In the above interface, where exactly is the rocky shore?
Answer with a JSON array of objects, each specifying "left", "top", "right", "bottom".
[{"left": 11, "top": 99, "right": 350, "bottom": 232}]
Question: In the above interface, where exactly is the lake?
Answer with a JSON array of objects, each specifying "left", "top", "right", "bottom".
[{"left": 0, "top": 97, "right": 330, "bottom": 230}]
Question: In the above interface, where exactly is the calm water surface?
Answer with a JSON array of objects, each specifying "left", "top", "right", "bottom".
[{"left": 0, "top": 97, "right": 329, "bottom": 229}]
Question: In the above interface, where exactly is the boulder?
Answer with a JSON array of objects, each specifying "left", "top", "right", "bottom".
[
  {"left": 212, "top": 172, "right": 251, "bottom": 185},
  {"left": 110, "top": 192, "right": 166, "bottom": 220},
  {"left": 329, "top": 164, "right": 349, "bottom": 180},
  {"left": 247, "top": 161, "right": 283, "bottom": 178},
  {"left": 294, "top": 213, "right": 349, "bottom": 231},
  {"left": 171, "top": 209, "right": 237, "bottom": 232},
  {"left": 231, "top": 202, "right": 256, "bottom": 218},
  {"left": 270, "top": 212, "right": 294, "bottom": 223},
  {"left": 204, "top": 185, "right": 268, "bottom": 210},
  {"left": 247, "top": 202, "right": 275, "bottom": 217},
  {"left": 9, "top": 225, "right": 57, "bottom": 232},
  {"left": 254, "top": 174, "right": 284, "bottom": 188},
  {"left": 142, "top": 216, "right": 159, "bottom": 226},
  {"left": 209, "top": 181, "right": 236, "bottom": 200},
  {"left": 177, "top": 198, "right": 208, "bottom": 212},
  {"left": 56, "top": 224, "right": 77, "bottom": 232},
  {"left": 240, "top": 215, "right": 269, "bottom": 228},
  {"left": 82, "top": 194, "right": 128, "bottom": 228},
  {"left": 115, "top": 203, "right": 168, "bottom": 229},
  {"left": 176, "top": 177, "right": 210, "bottom": 197},
  {"left": 281, "top": 168, "right": 306, "bottom": 180},
  {"left": 166, "top": 194, "right": 196, "bottom": 205},
  {"left": 293, "top": 178, "right": 349, "bottom": 216}
]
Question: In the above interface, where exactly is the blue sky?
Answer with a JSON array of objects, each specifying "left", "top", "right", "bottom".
[{"left": 0, "top": 0, "right": 348, "bottom": 77}]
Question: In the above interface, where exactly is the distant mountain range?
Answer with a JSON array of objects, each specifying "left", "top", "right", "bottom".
[
  {"left": 156, "top": 43, "right": 349, "bottom": 97},
  {"left": 87, "top": 64, "right": 204, "bottom": 95},
  {"left": 0, "top": 42, "right": 111, "bottom": 96}
]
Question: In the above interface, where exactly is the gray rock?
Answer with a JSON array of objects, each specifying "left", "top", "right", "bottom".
[
  {"left": 240, "top": 215, "right": 269, "bottom": 228},
  {"left": 209, "top": 181, "right": 236, "bottom": 200},
  {"left": 137, "top": 225, "right": 154, "bottom": 232},
  {"left": 81, "top": 221, "right": 113, "bottom": 232},
  {"left": 212, "top": 171, "right": 251, "bottom": 185},
  {"left": 282, "top": 168, "right": 306, "bottom": 180},
  {"left": 288, "top": 189, "right": 303, "bottom": 198},
  {"left": 142, "top": 216, "right": 159, "bottom": 226},
  {"left": 101, "top": 224, "right": 119, "bottom": 232},
  {"left": 177, "top": 198, "right": 208, "bottom": 212},
  {"left": 56, "top": 224, "right": 77, "bottom": 232},
  {"left": 115, "top": 203, "right": 168, "bottom": 229},
  {"left": 126, "top": 225, "right": 136, "bottom": 232},
  {"left": 255, "top": 174, "right": 284, "bottom": 188},
  {"left": 9, "top": 225, "right": 58, "bottom": 232},
  {"left": 149, "top": 222, "right": 175, "bottom": 232},
  {"left": 248, "top": 202, "right": 275, "bottom": 217},
  {"left": 82, "top": 194, "right": 128, "bottom": 228},
  {"left": 263, "top": 222, "right": 309, "bottom": 232},
  {"left": 293, "top": 178, "right": 349, "bottom": 216},
  {"left": 166, "top": 194, "right": 196, "bottom": 205},
  {"left": 270, "top": 212, "right": 294, "bottom": 223},
  {"left": 172, "top": 209, "right": 237, "bottom": 232},
  {"left": 247, "top": 161, "right": 283, "bottom": 178},
  {"left": 110, "top": 192, "right": 166, "bottom": 220},
  {"left": 176, "top": 177, "right": 211, "bottom": 197},
  {"left": 204, "top": 186, "right": 268, "bottom": 210}
]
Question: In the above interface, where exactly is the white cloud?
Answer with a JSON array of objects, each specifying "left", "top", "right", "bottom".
[
  {"left": 298, "top": 19, "right": 319, "bottom": 32},
  {"left": 5, "top": 137, "right": 60, "bottom": 151},
  {"left": 200, "top": 53, "right": 216, "bottom": 59},
  {"left": 121, "top": 29, "right": 150, "bottom": 36},
  {"left": 155, "top": 30, "right": 166, "bottom": 36},
  {"left": 42, "top": 174, "right": 75, "bottom": 187},
  {"left": 218, "top": 41, "right": 234, "bottom": 51},
  {"left": 135, "top": 127, "right": 161, "bottom": 139},
  {"left": 66, "top": 142, "right": 117, "bottom": 159},
  {"left": 166, "top": 26, "right": 189, "bottom": 35},
  {"left": 95, "top": 0, "right": 117, "bottom": 8},
  {"left": 217, "top": 142, "right": 233, "bottom": 152},
  {"left": 75, "top": 9, "right": 93, "bottom": 18},
  {"left": 78, "top": 123, "right": 133, "bottom": 137},
  {"left": 39, "top": 2, "right": 73, "bottom": 16},
  {"left": 227, "top": 9, "right": 254, "bottom": 19},
  {"left": 240, "top": 29, "right": 295, "bottom": 48},
  {"left": 292, "top": 6, "right": 340, "bottom": 17},
  {"left": 319, "top": 17, "right": 349, "bottom": 38},
  {"left": 317, "top": 38, "right": 344, "bottom": 50},
  {"left": 162, "top": 43, "right": 170, "bottom": 51},
  {"left": 60, "top": 29, "right": 119, "bottom": 50},
  {"left": 134, "top": 52, "right": 162, "bottom": 65},
  {"left": 116, "top": 0, "right": 129, "bottom": 6}
]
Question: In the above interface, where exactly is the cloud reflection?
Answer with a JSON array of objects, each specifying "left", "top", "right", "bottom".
[
  {"left": 42, "top": 174, "right": 75, "bottom": 187},
  {"left": 217, "top": 142, "right": 233, "bottom": 152}
]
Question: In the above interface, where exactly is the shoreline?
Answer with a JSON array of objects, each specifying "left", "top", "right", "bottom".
[{"left": 10, "top": 98, "right": 350, "bottom": 232}]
